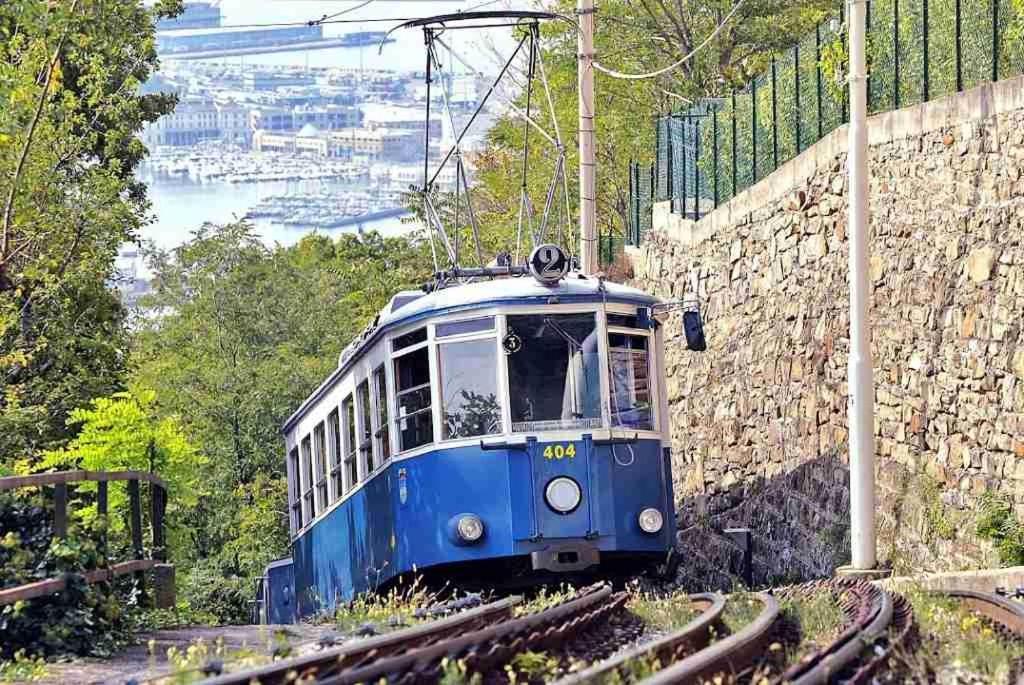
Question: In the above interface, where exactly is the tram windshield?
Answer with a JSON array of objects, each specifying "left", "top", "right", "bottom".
[{"left": 506, "top": 314, "right": 602, "bottom": 432}]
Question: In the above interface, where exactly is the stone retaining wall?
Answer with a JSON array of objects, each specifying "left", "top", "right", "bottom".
[{"left": 632, "top": 76, "right": 1024, "bottom": 589}]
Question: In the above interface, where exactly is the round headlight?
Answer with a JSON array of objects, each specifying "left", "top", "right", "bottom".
[
  {"left": 638, "top": 508, "right": 664, "bottom": 534},
  {"left": 456, "top": 514, "right": 485, "bottom": 542},
  {"left": 545, "top": 477, "right": 582, "bottom": 514}
]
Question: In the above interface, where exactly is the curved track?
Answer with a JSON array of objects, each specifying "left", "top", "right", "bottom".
[
  {"left": 196, "top": 594, "right": 523, "bottom": 685},
  {"left": 553, "top": 593, "right": 726, "bottom": 684},
  {"left": 638, "top": 592, "right": 781, "bottom": 685}
]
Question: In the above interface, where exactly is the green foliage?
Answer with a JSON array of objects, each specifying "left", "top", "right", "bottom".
[
  {"left": 178, "top": 560, "right": 254, "bottom": 626},
  {"left": 902, "top": 584, "right": 1024, "bottom": 681},
  {"left": 627, "top": 587, "right": 697, "bottom": 631},
  {"left": 332, "top": 576, "right": 437, "bottom": 632},
  {"left": 0, "top": 492, "right": 140, "bottom": 660},
  {"left": 0, "top": 0, "right": 182, "bottom": 467},
  {"left": 439, "top": 657, "right": 483, "bottom": 685},
  {"left": 0, "top": 650, "right": 48, "bottom": 683},
  {"left": 977, "top": 492, "right": 1024, "bottom": 566},
  {"left": 132, "top": 223, "right": 431, "bottom": 595},
  {"left": 36, "top": 390, "right": 205, "bottom": 561},
  {"left": 504, "top": 651, "right": 560, "bottom": 684}
]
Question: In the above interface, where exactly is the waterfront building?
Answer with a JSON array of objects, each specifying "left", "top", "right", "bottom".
[
  {"left": 156, "top": 25, "right": 323, "bottom": 56},
  {"left": 362, "top": 104, "right": 441, "bottom": 139},
  {"left": 141, "top": 97, "right": 220, "bottom": 146},
  {"left": 155, "top": 2, "right": 221, "bottom": 31},
  {"left": 242, "top": 69, "right": 318, "bottom": 92},
  {"left": 252, "top": 127, "right": 420, "bottom": 162}
]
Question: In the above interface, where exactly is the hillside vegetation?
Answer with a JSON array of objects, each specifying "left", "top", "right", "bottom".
[{"left": 0, "top": 0, "right": 831, "bottom": 659}]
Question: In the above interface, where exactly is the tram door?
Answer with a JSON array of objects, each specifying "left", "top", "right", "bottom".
[{"left": 509, "top": 436, "right": 597, "bottom": 541}]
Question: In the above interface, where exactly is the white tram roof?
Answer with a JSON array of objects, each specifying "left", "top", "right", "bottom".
[{"left": 282, "top": 273, "right": 659, "bottom": 433}]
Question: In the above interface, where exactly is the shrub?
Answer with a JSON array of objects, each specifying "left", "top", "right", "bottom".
[{"left": 0, "top": 491, "right": 141, "bottom": 659}]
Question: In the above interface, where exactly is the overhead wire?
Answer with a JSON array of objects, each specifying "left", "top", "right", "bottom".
[{"left": 592, "top": 0, "right": 747, "bottom": 80}]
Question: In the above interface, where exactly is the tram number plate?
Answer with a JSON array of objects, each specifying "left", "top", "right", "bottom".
[{"left": 543, "top": 443, "right": 576, "bottom": 460}]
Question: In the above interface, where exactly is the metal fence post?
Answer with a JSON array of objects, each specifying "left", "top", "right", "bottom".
[
  {"left": 816, "top": 23, "right": 824, "bottom": 138},
  {"left": 894, "top": 0, "right": 901, "bottom": 108},
  {"left": 667, "top": 122, "right": 674, "bottom": 205},
  {"left": 923, "top": 0, "right": 930, "bottom": 101},
  {"left": 654, "top": 117, "right": 661, "bottom": 200},
  {"left": 771, "top": 55, "right": 779, "bottom": 170},
  {"left": 993, "top": 0, "right": 1000, "bottom": 82},
  {"left": 731, "top": 90, "right": 738, "bottom": 193},
  {"left": 681, "top": 117, "right": 688, "bottom": 216},
  {"left": 694, "top": 118, "right": 701, "bottom": 218},
  {"left": 752, "top": 80, "right": 759, "bottom": 181},
  {"left": 795, "top": 44, "right": 802, "bottom": 153},
  {"left": 955, "top": 0, "right": 963, "bottom": 91},
  {"left": 712, "top": 108, "right": 720, "bottom": 207}
]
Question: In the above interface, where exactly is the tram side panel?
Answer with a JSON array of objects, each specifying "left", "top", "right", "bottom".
[{"left": 291, "top": 469, "right": 398, "bottom": 617}]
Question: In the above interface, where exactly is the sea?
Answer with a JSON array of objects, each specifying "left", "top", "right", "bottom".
[{"left": 140, "top": 0, "right": 526, "bottom": 254}]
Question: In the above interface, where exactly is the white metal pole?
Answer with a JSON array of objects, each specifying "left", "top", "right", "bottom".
[
  {"left": 847, "top": 0, "right": 877, "bottom": 570},
  {"left": 577, "top": 0, "right": 598, "bottom": 274}
]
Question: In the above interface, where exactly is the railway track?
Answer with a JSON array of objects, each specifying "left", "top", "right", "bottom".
[{"left": 180, "top": 580, "right": 1024, "bottom": 685}]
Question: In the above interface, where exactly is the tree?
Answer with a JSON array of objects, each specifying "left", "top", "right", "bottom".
[
  {"left": 37, "top": 389, "right": 206, "bottom": 562},
  {"left": 446, "top": 0, "right": 833, "bottom": 251},
  {"left": 0, "top": 0, "right": 182, "bottom": 466},
  {"left": 131, "top": 223, "right": 431, "bottom": 577}
]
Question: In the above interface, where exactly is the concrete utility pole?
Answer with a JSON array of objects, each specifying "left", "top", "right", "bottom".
[
  {"left": 577, "top": 0, "right": 598, "bottom": 274},
  {"left": 846, "top": 0, "right": 878, "bottom": 570}
]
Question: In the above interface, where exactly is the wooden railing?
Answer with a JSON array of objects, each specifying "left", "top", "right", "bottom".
[{"left": 0, "top": 470, "right": 169, "bottom": 607}]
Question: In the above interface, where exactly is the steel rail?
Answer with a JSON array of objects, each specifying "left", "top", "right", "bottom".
[
  {"left": 787, "top": 587, "right": 894, "bottom": 685},
  {"left": 941, "top": 589, "right": 1024, "bottom": 635},
  {"left": 315, "top": 584, "right": 619, "bottom": 684},
  {"left": 638, "top": 592, "right": 781, "bottom": 685},
  {"left": 195, "top": 595, "right": 522, "bottom": 685},
  {"left": 553, "top": 593, "right": 726, "bottom": 685}
]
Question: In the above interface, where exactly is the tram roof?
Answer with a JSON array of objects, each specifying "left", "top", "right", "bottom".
[{"left": 282, "top": 274, "right": 658, "bottom": 433}]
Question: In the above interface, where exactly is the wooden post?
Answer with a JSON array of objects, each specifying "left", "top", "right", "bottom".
[
  {"left": 151, "top": 483, "right": 167, "bottom": 562},
  {"left": 53, "top": 483, "right": 68, "bottom": 539},
  {"left": 128, "top": 479, "right": 146, "bottom": 602},
  {"left": 97, "top": 480, "right": 108, "bottom": 562}
]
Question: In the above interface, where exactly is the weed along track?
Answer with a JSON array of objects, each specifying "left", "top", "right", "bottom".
[{"left": 166, "top": 580, "right": 1024, "bottom": 685}]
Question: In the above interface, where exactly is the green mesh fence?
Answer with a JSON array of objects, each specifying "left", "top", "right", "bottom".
[{"left": 640, "top": 0, "right": 1023, "bottom": 243}]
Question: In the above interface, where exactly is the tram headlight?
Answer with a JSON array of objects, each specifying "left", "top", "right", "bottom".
[
  {"left": 545, "top": 477, "right": 582, "bottom": 514},
  {"left": 456, "top": 514, "right": 485, "bottom": 543},
  {"left": 638, "top": 508, "right": 664, "bottom": 534}
]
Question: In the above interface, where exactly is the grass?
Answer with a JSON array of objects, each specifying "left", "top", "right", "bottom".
[
  {"left": 513, "top": 584, "right": 578, "bottom": 617},
  {"left": 332, "top": 575, "right": 440, "bottom": 633},
  {"left": 626, "top": 588, "right": 698, "bottom": 632},
  {"left": 149, "top": 637, "right": 275, "bottom": 685},
  {"left": 503, "top": 650, "right": 561, "bottom": 683},
  {"left": 0, "top": 651, "right": 48, "bottom": 684},
  {"left": 895, "top": 586, "right": 1024, "bottom": 682},
  {"left": 721, "top": 589, "right": 765, "bottom": 633},
  {"left": 780, "top": 591, "right": 845, "bottom": 649}
]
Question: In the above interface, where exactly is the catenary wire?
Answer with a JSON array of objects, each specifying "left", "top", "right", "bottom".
[{"left": 592, "top": 0, "right": 747, "bottom": 80}]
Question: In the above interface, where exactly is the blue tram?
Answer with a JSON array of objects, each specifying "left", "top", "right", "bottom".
[{"left": 260, "top": 256, "right": 677, "bottom": 622}]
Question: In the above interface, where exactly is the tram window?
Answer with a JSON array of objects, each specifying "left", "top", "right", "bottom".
[
  {"left": 301, "top": 436, "right": 314, "bottom": 521},
  {"left": 506, "top": 314, "right": 602, "bottom": 432},
  {"left": 357, "top": 380, "right": 373, "bottom": 475},
  {"left": 392, "top": 328, "right": 427, "bottom": 352},
  {"left": 439, "top": 338, "right": 502, "bottom": 439},
  {"left": 313, "top": 422, "right": 327, "bottom": 511},
  {"left": 608, "top": 333, "right": 653, "bottom": 430},
  {"left": 373, "top": 365, "right": 391, "bottom": 461},
  {"left": 394, "top": 347, "right": 433, "bottom": 451},
  {"left": 607, "top": 313, "right": 640, "bottom": 329},
  {"left": 436, "top": 317, "right": 494, "bottom": 338},
  {"left": 289, "top": 447, "right": 302, "bottom": 531},
  {"left": 343, "top": 395, "right": 358, "bottom": 489},
  {"left": 327, "top": 409, "right": 342, "bottom": 501}
]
